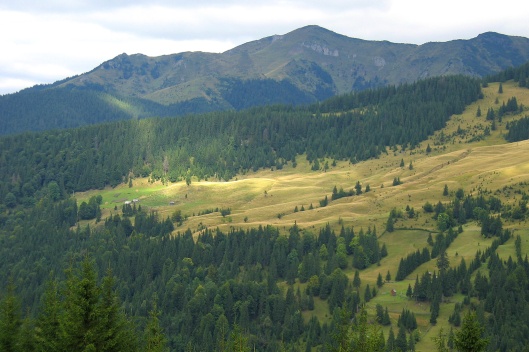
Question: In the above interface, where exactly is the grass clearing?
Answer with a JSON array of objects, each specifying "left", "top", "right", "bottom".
[{"left": 74, "top": 80, "right": 529, "bottom": 351}]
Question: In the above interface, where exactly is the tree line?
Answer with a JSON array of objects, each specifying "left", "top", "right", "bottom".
[{"left": 0, "top": 75, "right": 482, "bottom": 211}]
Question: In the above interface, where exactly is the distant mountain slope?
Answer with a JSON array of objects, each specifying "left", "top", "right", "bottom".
[{"left": 2, "top": 25, "right": 529, "bottom": 135}]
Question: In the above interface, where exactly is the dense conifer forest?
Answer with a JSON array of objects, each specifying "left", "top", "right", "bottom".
[
  {"left": 4, "top": 67, "right": 529, "bottom": 350},
  {"left": 2, "top": 184, "right": 528, "bottom": 350},
  {"left": 0, "top": 75, "right": 481, "bottom": 209}
]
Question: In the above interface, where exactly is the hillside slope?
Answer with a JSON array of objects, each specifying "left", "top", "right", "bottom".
[
  {"left": 73, "top": 81, "right": 529, "bottom": 236},
  {"left": 2, "top": 76, "right": 529, "bottom": 350},
  {"left": 2, "top": 26, "right": 529, "bottom": 135}
]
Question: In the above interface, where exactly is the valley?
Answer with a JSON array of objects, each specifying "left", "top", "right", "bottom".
[
  {"left": 69, "top": 81, "right": 529, "bottom": 350},
  {"left": 2, "top": 72, "right": 529, "bottom": 350}
]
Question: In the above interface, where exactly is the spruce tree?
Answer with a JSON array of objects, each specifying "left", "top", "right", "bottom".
[
  {"left": 454, "top": 312, "right": 489, "bottom": 352},
  {"left": 18, "top": 312, "right": 36, "bottom": 352},
  {"left": 0, "top": 281, "right": 21, "bottom": 352},
  {"left": 376, "top": 304, "right": 384, "bottom": 323},
  {"left": 364, "top": 284, "right": 372, "bottom": 302},
  {"left": 383, "top": 307, "right": 391, "bottom": 326},
  {"left": 395, "top": 324, "right": 408, "bottom": 352},
  {"left": 436, "top": 250, "right": 450, "bottom": 273},
  {"left": 408, "top": 332, "right": 415, "bottom": 351},
  {"left": 35, "top": 277, "right": 61, "bottom": 351},
  {"left": 406, "top": 284, "right": 413, "bottom": 298},
  {"left": 380, "top": 243, "right": 388, "bottom": 257},
  {"left": 377, "top": 273, "right": 384, "bottom": 288},
  {"left": 386, "top": 327, "right": 395, "bottom": 352},
  {"left": 60, "top": 258, "right": 102, "bottom": 351},
  {"left": 97, "top": 268, "right": 138, "bottom": 351},
  {"left": 145, "top": 300, "right": 167, "bottom": 352},
  {"left": 353, "top": 270, "right": 361, "bottom": 291}
]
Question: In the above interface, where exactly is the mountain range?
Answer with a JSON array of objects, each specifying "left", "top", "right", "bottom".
[{"left": 2, "top": 25, "right": 529, "bottom": 135}]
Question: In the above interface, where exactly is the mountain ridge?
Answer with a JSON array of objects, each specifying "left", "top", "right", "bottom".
[{"left": 2, "top": 25, "right": 529, "bottom": 135}]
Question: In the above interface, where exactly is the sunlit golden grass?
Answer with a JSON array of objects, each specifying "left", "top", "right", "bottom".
[{"left": 74, "top": 80, "right": 529, "bottom": 351}]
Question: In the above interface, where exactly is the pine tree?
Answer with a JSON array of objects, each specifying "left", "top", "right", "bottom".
[
  {"left": 386, "top": 270, "right": 391, "bottom": 282},
  {"left": 454, "top": 312, "right": 489, "bottom": 352},
  {"left": 228, "top": 324, "right": 250, "bottom": 352},
  {"left": 376, "top": 304, "right": 384, "bottom": 323},
  {"left": 355, "top": 181, "right": 363, "bottom": 195},
  {"left": 35, "top": 276, "right": 61, "bottom": 351},
  {"left": 60, "top": 257, "right": 139, "bottom": 352},
  {"left": 400, "top": 159, "right": 405, "bottom": 167},
  {"left": 476, "top": 106, "right": 482, "bottom": 117},
  {"left": 145, "top": 299, "right": 167, "bottom": 352},
  {"left": 364, "top": 284, "right": 372, "bottom": 302},
  {"left": 97, "top": 268, "right": 138, "bottom": 351},
  {"left": 377, "top": 273, "right": 384, "bottom": 288},
  {"left": 60, "top": 258, "right": 102, "bottom": 351},
  {"left": 436, "top": 250, "right": 450, "bottom": 273},
  {"left": 386, "top": 214, "right": 395, "bottom": 232},
  {"left": 0, "top": 281, "right": 21, "bottom": 352},
  {"left": 214, "top": 314, "right": 229, "bottom": 352},
  {"left": 395, "top": 324, "right": 408, "bottom": 352},
  {"left": 383, "top": 307, "right": 391, "bottom": 326},
  {"left": 18, "top": 312, "right": 36, "bottom": 352},
  {"left": 351, "top": 307, "right": 385, "bottom": 352},
  {"left": 386, "top": 327, "right": 395, "bottom": 352},
  {"left": 498, "top": 82, "right": 503, "bottom": 93},
  {"left": 406, "top": 284, "right": 413, "bottom": 298},
  {"left": 353, "top": 270, "right": 361, "bottom": 291},
  {"left": 426, "top": 143, "right": 432, "bottom": 154},
  {"left": 443, "top": 184, "right": 449, "bottom": 196},
  {"left": 430, "top": 296, "right": 440, "bottom": 325},
  {"left": 432, "top": 328, "right": 450, "bottom": 352},
  {"left": 380, "top": 243, "right": 388, "bottom": 257},
  {"left": 408, "top": 332, "right": 415, "bottom": 352}
]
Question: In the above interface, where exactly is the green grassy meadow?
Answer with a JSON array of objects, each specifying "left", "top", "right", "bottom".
[{"left": 75, "top": 81, "right": 529, "bottom": 350}]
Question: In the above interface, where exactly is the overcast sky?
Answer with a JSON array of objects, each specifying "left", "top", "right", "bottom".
[{"left": 1, "top": 0, "right": 528, "bottom": 95}]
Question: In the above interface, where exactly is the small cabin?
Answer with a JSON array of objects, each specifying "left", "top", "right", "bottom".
[
  {"left": 169, "top": 201, "right": 175, "bottom": 205},
  {"left": 391, "top": 289, "right": 397, "bottom": 296},
  {"left": 133, "top": 199, "right": 139, "bottom": 203},
  {"left": 124, "top": 201, "right": 132, "bottom": 205}
]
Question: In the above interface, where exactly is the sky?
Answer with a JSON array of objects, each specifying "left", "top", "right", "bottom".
[{"left": 1, "top": 0, "right": 528, "bottom": 95}]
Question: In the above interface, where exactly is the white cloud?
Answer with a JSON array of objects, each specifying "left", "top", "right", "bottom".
[{"left": 1, "top": 0, "right": 529, "bottom": 94}]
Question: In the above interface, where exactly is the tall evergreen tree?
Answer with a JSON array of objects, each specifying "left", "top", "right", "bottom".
[
  {"left": 0, "top": 281, "right": 21, "bottom": 352},
  {"left": 35, "top": 276, "right": 61, "bottom": 351},
  {"left": 60, "top": 258, "right": 102, "bottom": 351},
  {"left": 97, "top": 268, "right": 138, "bottom": 351},
  {"left": 145, "top": 299, "right": 167, "bottom": 352},
  {"left": 454, "top": 312, "right": 489, "bottom": 352},
  {"left": 395, "top": 324, "right": 408, "bottom": 352},
  {"left": 377, "top": 273, "right": 384, "bottom": 288},
  {"left": 353, "top": 270, "right": 361, "bottom": 291}
]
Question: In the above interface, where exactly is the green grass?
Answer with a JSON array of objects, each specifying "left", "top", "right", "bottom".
[{"left": 74, "top": 81, "right": 529, "bottom": 351}]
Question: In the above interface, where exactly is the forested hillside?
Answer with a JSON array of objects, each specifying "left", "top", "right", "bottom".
[
  {"left": 3, "top": 26, "right": 529, "bottom": 135},
  {"left": 0, "top": 87, "right": 220, "bottom": 135},
  {"left": 4, "top": 64, "right": 529, "bottom": 351},
  {"left": 0, "top": 75, "right": 481, "bottom": 209},
  {"left": 2, "top": 177, "right": 529, "bottom": 350}
]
